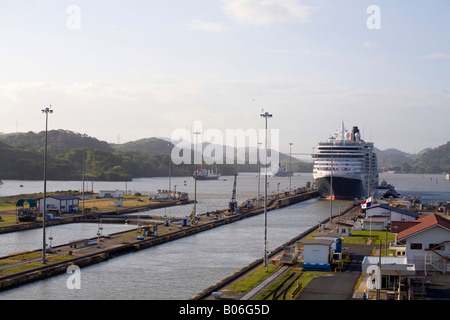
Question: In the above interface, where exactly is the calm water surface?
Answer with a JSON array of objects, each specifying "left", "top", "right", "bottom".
[{"left": 0, "top": 173, "right": 448, "bottom": 299}]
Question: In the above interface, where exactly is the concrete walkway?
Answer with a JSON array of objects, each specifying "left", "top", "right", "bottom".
[
  {"left": 298, "top": 244, "right": 373, "bottom": 300},
  {"left": 240, "top": 266, "right": 289, "bottom": 300}
]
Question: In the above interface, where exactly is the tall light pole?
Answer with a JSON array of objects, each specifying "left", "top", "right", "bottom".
[
  {"left": 260, "top": 111, "right": 272, "bottom": 271},
  {"left": 168, "top": 143, "right": 172, "bottom": 199},
  {"left": 82, "top": 133, "right": 86, "bottom": 216},
  {"left": 289, "top": 142, "right": 293, "bottom": 192},
  {"left": 329, "top": 136, "right": 335, "bottom": 225},
  {"left": 257, "top": 142, "right": 262, "bottom": 206},
  {"left": 193, "top": 131, "right": 201, "bottom": 219},
  {"left": 368, "top": 147, "right": 371, "bottom": 198},
  {"left": 41, "top": 106, "right": 53, "bottom": 264}
]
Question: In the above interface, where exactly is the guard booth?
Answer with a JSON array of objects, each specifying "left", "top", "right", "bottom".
[{"left": 301, "top": 239, "right": 334, "bottom": 271}]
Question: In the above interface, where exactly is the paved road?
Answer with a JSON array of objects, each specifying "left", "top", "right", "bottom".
[
  {"left": 298, "top": 244, "right": 373, "bottom": 300},
  {"left": 423, "top": 272, "right": 450, "bottom": 300}
]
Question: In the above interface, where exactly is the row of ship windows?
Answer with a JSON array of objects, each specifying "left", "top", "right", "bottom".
[
  {"left": 314, "top": 162, "right": 361, "bottom": 166},
  {"left": 314, "top": 160, "right": 361, "bottom": 164},
  {"left": 313, "top": 163, "right": 371, "bottom": 168},
  {"left": 314, "top": 159, "right": 377, "bottom": 163},
  {"left": 313, "top": 168, "right": 361, "bottom": 172},
  {"left": 312, "top": 155, "right": 365, "bottom": 159}
]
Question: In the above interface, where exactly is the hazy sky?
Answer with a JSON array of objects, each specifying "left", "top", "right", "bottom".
[{"left": 1, "top": 0, "right": 449, "bottom": 159}]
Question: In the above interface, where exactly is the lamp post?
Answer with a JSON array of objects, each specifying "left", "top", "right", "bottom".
[
  {"left": 289, "top": 142, "right": 293, "bottom": 192},
  {"left": 82, "top": 133, "right": 86, "bottom": 216},
  {"left": 168, "top": 143, "right": 172, "bottom": 199},
  {"left": 257, "top": 142, "right": 262, "bottom": 207},
  {"left": 41, "top": 106, "right": 53, "bottom": 264},
  {"left": 193, "top": 131, "right": 201, "bottom": 219},
  {"left": 260, "top": 111, "right": 272, "bottom": 271},
  {"left": 330, "top": 136, "right": 335, "bottom": 225}
]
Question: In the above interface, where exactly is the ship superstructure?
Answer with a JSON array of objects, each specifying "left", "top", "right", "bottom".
[
  {"left": 193, "top": 168, "right": 221, "bottom": 180},
  {"left": 312, "top": 122, "right": 378, "bottom": 199}
]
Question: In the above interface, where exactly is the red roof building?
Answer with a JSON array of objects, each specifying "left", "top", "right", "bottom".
[
  {"left": 398, "top": 214, "right": 450, "bottom": 241},
  {"left": 397, "top": 214, "right": 450, "bottom": 272}
]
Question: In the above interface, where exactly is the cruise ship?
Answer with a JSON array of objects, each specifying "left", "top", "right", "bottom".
[{"left": 312, "top": 122, "right": 378, "bottom": 200}]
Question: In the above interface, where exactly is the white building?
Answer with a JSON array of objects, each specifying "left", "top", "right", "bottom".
[
  {"left": 397, "top": 213, "right": 450, "bottom": 272},
  {"left": 362, "top": 256, "right": 416, "bottom": 291},
  {"left": 301, "top": 239, "right": 335, "bottom": 271},
  {"left": 38, "top": 195, "right": 80, "bottom": 213},
  {"left": 99, "top": 190, "right": 124, "bottom": 199},
  {"left": 363, "top": 204, "right": 419, "bottom": 232},
  {"left": 336, "top": 221, "right": 353, "bottom": 236},
  {"left": 365, "top": 203, "right": 419, "bottom": 223},
  {"left": 363, "top": 217, "right": 389, "bottom": 231}
]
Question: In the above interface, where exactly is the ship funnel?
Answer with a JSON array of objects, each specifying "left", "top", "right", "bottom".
[{"left": 351, "top": 126, "right": 360, "bottom": 141}]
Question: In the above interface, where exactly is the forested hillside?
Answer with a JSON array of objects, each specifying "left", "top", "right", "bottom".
[
  {"left": 410, "top": 142, "right": 450, "bottom": 174},
  {"left": 1, "top": 130, "right": 447, "bottom": 181},
  {"left": 0, "top": 131, "right": 266, "bottom": 180},
  {"left": 0, "top": 131, "right": 192, "bottom": 180}
]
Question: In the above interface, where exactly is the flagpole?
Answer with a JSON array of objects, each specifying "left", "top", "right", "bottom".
[{"left": 329, "top": 136, "right": 335, "bottom": 225}]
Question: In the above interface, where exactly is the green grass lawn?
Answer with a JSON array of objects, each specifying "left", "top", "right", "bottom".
[
  {"left": 227, "top": 264, "right": 335, "bottom": 300},
  {"left": 227, "top": 265, "right": 278, "bottom": 293},
  {"left": 343, "top": 230, "right": 395, "bottom": 245}
]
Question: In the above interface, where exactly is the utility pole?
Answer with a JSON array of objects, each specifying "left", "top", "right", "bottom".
[
  {"left": 82, "top": 133, "right": 86, "bottom": 216},
  {"left": 168, "top": 143, "right": 172, "bottom": 198},
  {"left": 260, "top": 110, "right": 272, "bottom": 271},
  {"left": 257, "top": 142, "right": 262, "bottom": 207},
  {"left": 193, "top": 131, "right": 201, "bottom": 219},
  {"left": 377, "top": 240, "right": 382, "bottom": 300},
  {"left": 330, "top": 137, "right": 335, "bottom": 225},
  {"left": 289, "top": 142, "right": 293, "bottom": 192},
  {"left": 41, "top": 106, "right": 53, "bottom": 264}
]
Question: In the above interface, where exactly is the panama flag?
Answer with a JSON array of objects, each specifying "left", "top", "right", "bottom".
[{"left": 361, "top": 196, "right": 372, "bottom": 209}]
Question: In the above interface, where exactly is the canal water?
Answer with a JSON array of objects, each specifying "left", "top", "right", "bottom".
[{"left": 0, "top": 173, "right": 448, "bottom": 299}]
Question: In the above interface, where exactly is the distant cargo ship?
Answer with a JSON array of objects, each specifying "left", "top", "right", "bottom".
[
  {"left": 193, "top": 168, "right": 221, "bottom": 180},
  {"left": 312, "top": 122, "right": 379, "bottom": 200}
]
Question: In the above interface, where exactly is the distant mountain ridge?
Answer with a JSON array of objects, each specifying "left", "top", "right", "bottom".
[
  {"left": 0, "top": 131, "right": 448, "bottom": 180},
  {"left": 111, "top": 137, "right": 173, "bottom": 155},
  {"left": 375, "top": 147, "right": 418, "bottom": 172},
  {"left": 411, "top": 141, "right": 450, "bottom": 174},
  {"left": 0, "top": 130, "right": 113, "bottom": 155},
  {"left": 374, "top": 142, "right": 450, "bottom": 174}
]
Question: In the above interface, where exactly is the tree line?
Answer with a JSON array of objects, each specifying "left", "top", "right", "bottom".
[{"left": 0, "top": 131, "right": 447, "bottom": 180}]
